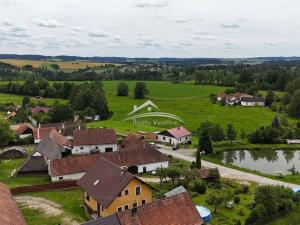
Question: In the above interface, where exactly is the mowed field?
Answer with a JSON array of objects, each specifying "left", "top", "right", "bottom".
[
  {"left": 0, "top": 59, "right": 109, "bottom": 72},
  {"left": 90, "top": 81, "right": 291, "bottom": 134},
  {"left": 0, "top": 81, "right": 292, "bottom": 134}
]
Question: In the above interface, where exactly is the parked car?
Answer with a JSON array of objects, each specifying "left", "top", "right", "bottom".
[{"left": 172, "top": 144, "right": 180, "bottom": 150}]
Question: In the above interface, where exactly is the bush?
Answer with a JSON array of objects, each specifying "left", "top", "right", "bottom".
[
  {"left": 192, "top": 180, "right": 207, "bottom": 194},
  {"left": 234, "top": 196, "right": 241, "bottom": 204},
  {"left": 117, "top": 82, "right": 129, "bottom": 96}
]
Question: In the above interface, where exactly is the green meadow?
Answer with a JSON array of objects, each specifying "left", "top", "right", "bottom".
[{"left": 0, "top": 81, "right": 292, "bottom": 135}]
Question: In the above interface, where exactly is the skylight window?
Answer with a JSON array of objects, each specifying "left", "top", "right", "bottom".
[{"left": 94, "top": 180, "right": 99, "bottom": 186}]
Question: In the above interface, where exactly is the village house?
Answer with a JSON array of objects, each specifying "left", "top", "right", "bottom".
[
  {"left": 29, "top": 106, "right": 51, "bottom": 115},
  {"left": 18, "top": 130, "right": 70, "bottom": 175},
  {"left": 72, "top": 128, "right": 118, "bottom": 155},
  {"left": 50, "top": 136, "right": 169, "bottom": 181},
  {"left": 0, "top": 146, "right": 27, "bottom": 160},
  {"left": 81, "top": 191, "right": 203, "bottom": 225},
  {"left": 77, "top": 157, "right": 153, "bottom": 219},
  {"left": 13, "top": 123, "right": 35, "bottom": 139},
  {"left": 157, "top": 126, "right": 191, "bottom": 146},
  {"left": 241, "top": 96, "right": 265, "bottom": 107},
  {"left": 0, "top": 182, "right": 27, "bottom": 225}
]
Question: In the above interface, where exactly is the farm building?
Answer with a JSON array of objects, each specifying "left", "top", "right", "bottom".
[
  {"left": 40, "top": 121, "right": 84, "bottom": 140},
  {"left": 50, "top": 137, "right": 169, "bottom": 181},
  {"left": 241, "top": 97, "right": 265, "bottom": 107},
  {"left": 217, "top": 92, "right": 253, "bottom": 105},
  {"left": 29, "top": 106, "right": 51, "bottom": 115},
  {"left": 0, "top": 146, "right": 27, "bottom": 159},
  {"left": 77, "top": 157, "right": 153, "bottom": 218},
  {"left": 72, "top": 128, "right": 118, "bottom": 155},
  {"left": 0, "top": 182, "right": 27, "bottom": 225},
  {"left": 15, "top": 123, "right": 34, "bottom": 139},
  {"left": 18, "top": 131, "right": 69, "bottom": 175},
  {"left": 157, "top": 126, "right": 191, "bottom": 146},
  {"left": 81, "top": 191, "right": 203, "bottom": 225}
]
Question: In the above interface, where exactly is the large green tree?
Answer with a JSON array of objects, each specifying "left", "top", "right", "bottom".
[
  {"left": 134, "top": 82, "right": 148, "bottom": 99},
  {"left": 287, "top": 89, "right": 300, "bottom": 118},
  {"left": 199, "top": 129, "right": 213, "bottom": 154},
  {"left": 226, "top": 123, "right": 237, "bottom": 141},
  {"left": 0, "top": 120, "right": 15, "bottom": 147},
  {"left": 48, "top": 104, "right": 74, "bottom": 123},
  {"left": 117, "top": 82, "right": 129, "bottom": 96}
]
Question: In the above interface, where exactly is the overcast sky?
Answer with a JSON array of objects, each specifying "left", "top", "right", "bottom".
[{"left": 0, "top": 0, "right": 299, "bottom": 58}]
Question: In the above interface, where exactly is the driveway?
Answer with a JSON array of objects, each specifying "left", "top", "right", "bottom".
[{"left": 158, "top": 146, "right": 299, "bottom": 188}]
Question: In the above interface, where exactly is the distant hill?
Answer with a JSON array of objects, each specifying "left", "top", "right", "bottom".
[{"left": 0, "top": 54, "right": 300, "bottom": 65}]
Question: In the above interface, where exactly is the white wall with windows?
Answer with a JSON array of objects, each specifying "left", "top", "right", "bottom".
[{"left": 72, "top": 144, "right": 118, "bottom": 155}]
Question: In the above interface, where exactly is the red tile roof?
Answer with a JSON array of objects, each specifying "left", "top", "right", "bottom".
[
  {"left": 15, "top": 124, "right": 34, "bottom": 135},
  {"left": 165, "top": 126, "right": 191, "bottom": 138},
  {"left": 29, "top": 106, "right": 51, "bottom": 115},
  {"left": 0, "top": 183, "right": 27, "bottom": 225},
  {"left": 117, "top": 192, "right": 203, "bottom": 225},
  {"left": 83, "top": 192, "right": 203, "bottom": 225},
  {"left": 33, "top": 127, "right": 56, "bottom": 140},
  {"left": 50, "top": 139, "right": 169, "bottom": 177},
  {"left": 73, "top": 128, "right": 117, "bottom": 146}
]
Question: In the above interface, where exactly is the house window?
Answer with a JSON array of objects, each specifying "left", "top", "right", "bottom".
[
  {"left": 133, "top": 201, "right": 138, "bottom": 208},
  {"left": 80, "top": 147, "right": 83, "bottom": 150},
  {"left": 162, "top": 137, "right": 166, "bottom": 141},
  {"left": 95, "top": 146, "right": 98, "bottom": 149},
  {"left": 59, "top": 177, "right": 63, "bottom": 180},
  {"left": 124, "top": 189, "right": 129, "bottom": 196},
  {"left": 186, "top": 137, "right": 188, "bottom": 140},
  {"left": 124, "top": 205, "right": 129, "bottom": 211},
  {"left": 142, "top": 199, "right": 146, "bottom": 205},
  {"left": 86, "top": 193, "right": 90, "bottom": 201},
  {"left": 118, "top": 192, "right": 122, "bottom": 197},
  {"left": 117, "top": 207, "right": 122, "bottom": 212},
  {"left": 135, "top": 186, "right": 141, "bottom": 196},
  {"left": 143, "top": 166, "right": 147, "bottom": 173}
]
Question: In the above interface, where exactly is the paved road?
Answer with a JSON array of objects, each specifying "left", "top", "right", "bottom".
[{"left": 158, "top": 147, "right": 299, "bottom": 188}]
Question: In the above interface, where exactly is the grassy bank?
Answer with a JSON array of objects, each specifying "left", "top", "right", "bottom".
[{"left": 203, "top": 156, "right": 300, "bottom": 185}]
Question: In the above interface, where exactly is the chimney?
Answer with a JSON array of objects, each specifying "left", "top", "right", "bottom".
[
  {"left": 37, "top": 128, "right": 40, "bottom": 139},
  {"left": 38, "top": 123, "right": 41, "bottom": 128}
]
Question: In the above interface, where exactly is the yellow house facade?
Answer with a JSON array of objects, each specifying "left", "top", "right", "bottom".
[{"left": 84, "top": 177, "right": 152, "bottom": 217}]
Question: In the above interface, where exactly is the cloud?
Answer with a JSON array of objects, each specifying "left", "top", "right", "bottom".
[
  {"left": 2, "top": 20, "right": 12, "bottom": 26},
  {"left": 33, "top": 19, "right": 64, "bottom": 28},
  {"left": 0, "top": 25, "right": 31, "bottom": 38},
  {"left": 71, "top": 26, "right": 84, "bottom": 32},
  {"left": 221, "top": 22, "right": 240, "bottom": 29},
  {"left": 172, "top": 18, "right": 189, "bottom": 23},
  {"left": 265, "top": 38, "right": 284, "bottom": 46},
  {"left": 11, "top": 25, "right": 27, "bottom": 32},
  {"left": 223, "top": 40, "right": 240, "bottom": 49},
  {"left": 135, "top": 0, "right": 170, "bottom": 8},
  {"left": 137, "top": 38, "right": 162, "bottom": 48},
  {"left": 112, "top": 35, "right": 123, "bottom": 42},
  {"left": 89, "top": 30, "right": 110, "bottom": 38}
]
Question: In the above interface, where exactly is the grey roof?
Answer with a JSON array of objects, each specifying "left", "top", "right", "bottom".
[
  {"left": 33, "top": 136, "right": 64, "bottom": 160},
  {"left": 242, "top": 97, "right": 265, "bottom": 103},
  {"left": 164, "top": 186, "right": 187, "bottom": 198},
  {"left": 18, "top": 156, "right": 48, "bottom": 174},
  {"left": 81, "top": 214, "right": 120, "bottom": 225}
]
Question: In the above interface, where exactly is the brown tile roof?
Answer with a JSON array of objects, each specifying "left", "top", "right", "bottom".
[
  {"left": 73, "top": 128, "right": 117, "bottom": 146},
  {"left": 0, "top": 183, "right": 27, "bottom": 225},
  {"left": 29, "top": 106, "right": 51, "bottom": 115},
  {"left": 159, "top": 126, "right": 191, "bottom": 139},
  {"left": 41, "top": 121, "right": 85, "bottom": 137},
  {"left": 15, "top": 124, "right": 34, "bottom": 135},
  {"left": 50, "top": 139, "right": 169, "bottom": 177},
  {"left": 77, "top": 158, "right": 136, "bottom": 208},
  {"left": 117, "top": 192, "right": 203, "bottom": 225},
  {"left": 82, "top": 192, "right": 203, "bottom": 225},
  {"left": 48, "top": 129, "right": 71, "bottom": 147},
  {"left": 33, "top": 127, "right": 56, "bottom": 140}
]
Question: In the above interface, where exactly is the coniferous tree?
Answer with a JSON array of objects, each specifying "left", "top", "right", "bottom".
[{"left": 199, "top": 129, "right": 213, "bottom": 155}]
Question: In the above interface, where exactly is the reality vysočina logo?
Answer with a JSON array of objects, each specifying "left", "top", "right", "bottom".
[{"left": 123, "top": 100, "right": 184, "bottom": 127}]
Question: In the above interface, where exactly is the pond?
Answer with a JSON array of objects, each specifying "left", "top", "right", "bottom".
[{"left": 220, "top": 150, "right": 300, "bottom": 175}]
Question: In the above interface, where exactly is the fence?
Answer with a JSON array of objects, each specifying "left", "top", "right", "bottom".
[{"left": 11, "top": 181, "right": 78, "bottom": 195}]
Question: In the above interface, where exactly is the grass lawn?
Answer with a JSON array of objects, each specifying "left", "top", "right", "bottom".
[
  {"left": 151, "top": 181, "right": 255, "bottom": 225},
  {"left": 267, "top": 206, "right": 300, "bottom": 225},
  {"left": 0, "top": 93, "right": 68, "bottom": 105},
  {"left": 26, "top": 189, "right": 88, "bottom": 223},
  {"left": 0, "top": 158, "right": 50, "bottom": 188},
  {"left": 89, "top": 81, "right": 293, "bottom": 136}
]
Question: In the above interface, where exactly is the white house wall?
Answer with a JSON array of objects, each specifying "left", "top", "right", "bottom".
[
  {"left": 157, "top": 135, "right": 190, "bottom": 145},
  {"left": 72, "top": 144, "right": 118, "bottom": 155},
  {"left": 50, "top": 161, "right": 169, "bottom": 182}
]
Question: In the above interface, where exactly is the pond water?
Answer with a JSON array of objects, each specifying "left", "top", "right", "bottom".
[{"left": 220, "top": 150, "right": 300, "bottom": 175}]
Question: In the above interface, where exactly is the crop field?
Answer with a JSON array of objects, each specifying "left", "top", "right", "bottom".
[{"left": 0, "top": 59, "right": 109, "bottom": 72}]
